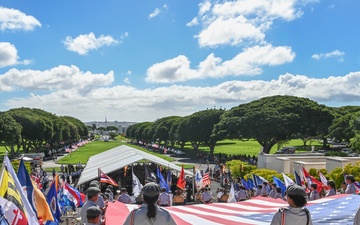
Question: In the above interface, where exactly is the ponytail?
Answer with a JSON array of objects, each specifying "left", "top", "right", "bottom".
[{"left": 143, "top": 194, "right": 159, "bottom": 219}]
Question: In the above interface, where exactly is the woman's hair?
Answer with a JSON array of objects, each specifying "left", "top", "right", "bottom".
[
  {"left": 288, "top": 194, "right": 307, "bottom": 207},
  {"left": 328, "top": 180, "right": 336, "bottom": 190},
  {"left": 310, "top": 183, "right": 318, "bottom": 190},
  {"left": 143, "top": 194, "right": 159, "bottom": 219}
]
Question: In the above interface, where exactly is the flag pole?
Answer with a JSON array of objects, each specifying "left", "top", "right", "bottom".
[{"left": 192, "top": 166, "right": 195, "bottom": 203}]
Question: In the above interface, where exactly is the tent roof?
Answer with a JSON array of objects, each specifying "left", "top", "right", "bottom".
[{"left": 77, "top": 145, "right": 193, "bottom": 186}]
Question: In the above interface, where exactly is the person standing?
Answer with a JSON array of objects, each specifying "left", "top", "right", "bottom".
[
  {"left": 81, "top": 187, "right": 104, "bottom": 225},
  {"left": 270, "top": 185, "right": 313, "bottom": 225},
  {"left": 269, "top": 183, "right": 277, "bottom": 198},
  {"left": 123, "top": 182, "right": 176, "bottom": 225},
  {"left": 85, "top": 206, "right": 103, "bottom": 225},
  {"left": 325, "top": 180, "right": 336, "bottom": 197},
  {"left": 309, "top": 184, "right": 320, "bottom": 201},
  {"left": 345, "top": 175, "right": 357, "bottom": 194}
]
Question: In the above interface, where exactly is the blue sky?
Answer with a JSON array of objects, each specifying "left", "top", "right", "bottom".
[{"left": 0, "top": 0, "right": 359, "bottom": 122}]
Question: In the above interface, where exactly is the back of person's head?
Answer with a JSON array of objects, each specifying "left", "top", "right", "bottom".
[
  {"left": 286, "top": 185, "right": 307, "bottom": 207},
  {"left": 121, "top": 187, "right": 127, "bottom": 193},
  {"left": 346, "top": 174, "right": 355, "bottom": 183},
  {"left": 257, "top": 185, "right": 262, "bottom": 189},
  {"left": 142, "top": 182, "right": 160, "bottom": 219},
  {"left": 276, "top": 187, "right": 282, "bottom": 193},
  {"left": 161, "top": 187, "right": 166, "bottom": 193},
  {"left": 86, "top": 206, "right": 102, "bottom": 222},
  {"left": 327, "top": 180, "right": 336, "bottom": 190},
  {"left": 310, "top": 183, "right": 318, "bottom": 190}
]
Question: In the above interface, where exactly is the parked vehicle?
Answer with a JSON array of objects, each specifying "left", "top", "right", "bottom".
[
  {"left": 275, "top": 146, "right": 296, "bottom": 154},
  {"left": 18, "top": 153, "right": 45, "bottom": 166}
]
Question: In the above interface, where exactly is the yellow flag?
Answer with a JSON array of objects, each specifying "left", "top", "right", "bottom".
[{"left": 31, "top": 180, "right": 54, "bottom": 221}]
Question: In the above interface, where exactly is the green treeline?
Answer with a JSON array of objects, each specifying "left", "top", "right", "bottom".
[
  {"left": 126, "top": 95, "right": 360, "bottom": 157},
  {"left": 0, "top": 107, "right": 88, "bottom": 158}
]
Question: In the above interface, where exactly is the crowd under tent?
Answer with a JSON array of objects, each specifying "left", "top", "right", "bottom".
[{"left": 77, "top": 145, "right": 193, "bottom": 186}]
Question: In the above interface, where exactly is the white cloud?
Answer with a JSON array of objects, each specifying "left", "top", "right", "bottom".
[
  {"left": 0, "top": 6, "right": 41, "bottom": 31},
  {"left": 3, "top": 69, "right": 360, "bottom": 122},
  {"left": 126, "top": 70, "right": 132, "bottom": 75},
  {"left": 63, "top": 32, "right": 118, "bottom": 55},
  {"left": 149, "top": 8, "right": 160, "bottom": 19},
  {"left": 124, "top": 77, "right": 130, "bottom": 84},
  {"left": 0, "top": 65, "right": 114, "bottom": 92},
  {"left": 190, "top": 0, "right": 315, "bottom": 48},
  {"left": 0, "top": 42, "right": 32, "bottom": 68},
  {"left": 311, "top": 50, "right": 345, "bottom": 61},
  {"left": 146, "top": 44, "right": 295, "bottom": 83}
]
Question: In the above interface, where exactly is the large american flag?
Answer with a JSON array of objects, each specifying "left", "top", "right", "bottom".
[
  {"left": 202, "top": 167, "right": 211, "bottom": 188},
  {"left": 105, "top": 194, "right": 359, "bottom": 224}
]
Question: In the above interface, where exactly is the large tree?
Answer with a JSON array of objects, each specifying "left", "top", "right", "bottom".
[
  {"left": 214, "top": 95, "right": 334, "bottom": 154},
  {"left": 0, "top": 112, "right": 22, "bottom": 157},
  {"left": 152, "top": 116, "right": 181, "bottom": 145}
]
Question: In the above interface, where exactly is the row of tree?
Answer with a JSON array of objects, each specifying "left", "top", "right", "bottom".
[
  {"left": 126, "top": 95, "right": 360, "bottom": 157},
  {"left": 0, "top": 108, "right": 88, "bottom": 158}
]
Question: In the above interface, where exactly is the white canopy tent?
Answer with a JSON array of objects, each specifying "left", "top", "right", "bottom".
[{"left": 77, "top": 145, "right": 193, "bottom": 186}]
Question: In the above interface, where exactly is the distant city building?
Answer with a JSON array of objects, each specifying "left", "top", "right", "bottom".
[{"left": 84, "top": 120, "right": 137, "bottom": 135}]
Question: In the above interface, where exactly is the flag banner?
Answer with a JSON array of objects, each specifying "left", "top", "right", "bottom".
[
  {"left": 294, "top": 170, "right": 302, "bottom": 186},
  {"left": 0, "top": 204, "right": 10, "bottom": 225},
  {"left": 248, "top": 178, "right": 255, "bottom": 190},
  {"left": 195, "top": 169, "right": 203, "bottom": 190},
  {"left": 99, "top": 168, "right": 118, "bottom": 186},
  {"left": 227, "top": 183, "right": 237, "bottom": 203},
  {"left": 46, "top": 181, "right": 62, "bottom": 223},
  {"left": 166, "top": 170, "right": 172, "bottom": 189},
  {"left": 252, "top": 174, "right": 267, "bottom": 187},
  {"left": 156, "top": 167, "right": 169, "bottom": 192},
  {"left": 302, "top": 167, "right": 323, "bottom": 193},
  {"left": 63, "top": 182, "right": 83, "bottom": 207},
  {"left": 31, "top": 179, "right": 54, "bottom": 222},
  {"left": 272, "top": 176, "right": 286, "bottom": 196},
  {"left": 105, "top": 194, "right": 357, "bottom": 225},
  {"left": 202, "top": 167, "right": 211, "bottom": 188},
  {"left": 132, "top": 170, "right": 143, "bottom": 197},
  {"left": 0, "top": 169, "right": 28, "bottom": 225},
  {"left": 318, "top": 171, "right": 330, "bottom": 190},
  {"left": 176, "top": 165, "right": 186, "bottom": 190},
  {"left": 282, "top": 173, "right": 295, "bottom": 187},
  {"left": 17, "top": 159, "right": 36, "bottom": 214},
  {"left": 241, "top": 179, "right": 250, "bottom": 190},
  {"left": 145, "top": 164, "right": 157, "bottom": 182},
  {"left": 3, "top": 156, "right": 39, "bottom": 225}
]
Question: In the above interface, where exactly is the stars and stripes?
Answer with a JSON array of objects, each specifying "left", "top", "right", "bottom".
[
  {"left": 105, "top": 194, "right": 358, "bottom": 225},
  {"left": 202, "top": 167, "right": 211, "bottom": 188},
  {"left": 98, "top": 168, "right": 118, "bottom": 186}
]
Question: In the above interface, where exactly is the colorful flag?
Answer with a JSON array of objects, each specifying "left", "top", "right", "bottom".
[
  {"left": 273, "top": 176, "right": 286, "bottom": 196},
  {"left": 0, "top": 205, "right": 10, "bottom": 225},
  {"left": 99, "top": 168, "right": 118, "bottom": 186},
  {"left": 105, "top": 194, "right": 358, "bottom": 224},
  {"left": 194, "top": 168, "right": 203, "bottom": 190},
  {"left": 176, "top": 165, "right": 186, "bottom": 189},
  {"left": 62, "top": 182, "right": 83, "bottom": 207},
  {"left": 17, "top": 159, "right": 36, "bottom": 214},
  {"left": 247, "top": 178, "right": 255, "bottom": 190},
  {"left": 156, "top": 167, "right": 169, "bottom": 192},
  {"left": 252, "top": 174, "right": 267, "bottom": 187},
  {"left": 227, "top": 183, "right": 237, "bottom": 203},
  {"left": 132, "top": 169, "right": 143, "bottom": 197},
  {"left": 302, "top": 166, "right": 323, "bottom": 193},
  {"left": 31, "top": 179, "right": 54, "bottom": 222},
  {"left": 202, "top": 167, "right": 211, "bottom": 188},
  {"left": 46, "top": 181, "right": 62, "bottom": 223},
  {"left": 282, "top": 173, "right": 295, "bottom": 187},
  {"left": 2, "top": 156, "right": 39, "bottom": 225},
  {"left": 318, "top": 170, "right": 330, "bottom": 190}
]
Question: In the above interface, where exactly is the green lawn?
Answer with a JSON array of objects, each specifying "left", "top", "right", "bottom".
[{"left": 172, "top": 139, "right": 324, "bottom": 157}]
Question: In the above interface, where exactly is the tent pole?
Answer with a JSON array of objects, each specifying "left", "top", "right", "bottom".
[{"left": 192, "top": 166, "right": 195, "bottom": 203}]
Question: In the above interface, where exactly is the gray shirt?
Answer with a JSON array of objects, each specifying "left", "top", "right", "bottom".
[
  {"left": 309, "top": 190, "right": 320, "bottom": 201},
  {"left": 325, "top": 189, "right": 336, "bottom": 197},
  {"left": 270, "top": 207, "right": 313, "bottom": 225},
  {"left": 123, "top": 204, "right": 177, "bottom": 225},
  {"left": 345, "top": 183, "right": 357, "bottom": 194},
  {"left": 80, "top": 201, "right": 101, "bottom": 225},
  {"left": 236, "top": 189, "right": 247, "bottom": 200},
  {"left": 117, "top": 193, "right": 131, "bottom": 204},
  {"left": 269, "top": 188, "right": 276, "bottom": 198}
]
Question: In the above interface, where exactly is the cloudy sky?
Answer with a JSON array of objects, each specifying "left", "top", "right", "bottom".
[{"left": 0, "top": 0, "right": 359, "bottom": 122}]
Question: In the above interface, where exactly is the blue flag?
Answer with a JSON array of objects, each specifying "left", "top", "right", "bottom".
[
  {"left": 241, "top": 178, "right": 250, "bottom": 190},
  {"left": 166, "top": 170, "right": 172, "bottom": 189},
  {"left": 273, "top": 176, "right": 286, "bottom": 196},
  {"left": 294, "top": 171, "right": 302, "bottom": 186},
  {"left": 248, "top": 178, "right": 255, "bottom": 190},
  {"left": 17, "top": 160, "right": 37, "bottom": 215},
  {"left": 46, "top": 181, "right": 61, "bottom": 223},
  {"left": 156, "top": 167, "right": 169, "bottom": 192}
]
